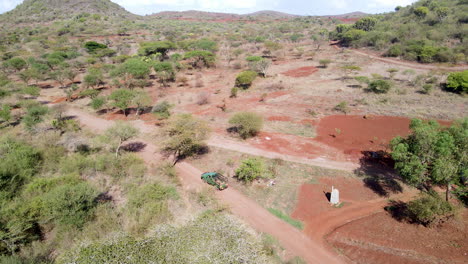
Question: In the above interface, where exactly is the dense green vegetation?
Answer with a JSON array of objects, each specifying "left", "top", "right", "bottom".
[
  {"left": 333, "top": 0, "right": 468, "bottom": 64},
  {"left": 391, "top": 118, "right": 467, "bottom": 224}
]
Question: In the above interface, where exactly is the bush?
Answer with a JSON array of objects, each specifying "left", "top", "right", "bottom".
[
  {"left": 385, "top": 45, "right": 402, "bottom": 57},
  {"left": 445, "top": 70, "right": 468, "bottom": 94},
  {"left": 84, "top": 41, "right": 107, "bottom": 53},
  {"left": 42, "top": 183, "right": 97, "bottom": 228},
  {"left": 235, "top": 158, "right": 265, "bottom": 183},
  {"left": 4, "top": 57, "right": 27, "bottom": 72},
  {"left": 319, "top": 59, "right": 332, "bottom": 68},
  {"left": 22, "top": 105, "right": 49, "bottom": 130},
  {"left": 138, "top": 41, "right": 176, "bottom": 57},
  {"left": 235, "top": 71, "right": 257, "bottom": 89},
  {"left": 183, "top": 50, "right": 215, "bottom": 68},
  {"left": 58, "top": 213, "right": 269, "bottom": 264},
  {"left": 121, "top": 58, "right": 151, "bottom": 79},
  {"left": 90, "top": 96, "right": 106, "bottom": 110},
  {"left": 0, "top": 139, "right": 41, "bottom": 198},
  {"left": 407, "top": 193, "right": 455, "bottom": 226},
  {"left": 368, "top": 79, "right": 391, "bottom": 94},
  {"left": 229, "top": 112, "right": 263, "bottom": 139},
  {"left": 333, "top": 101, "right": 349, "bottom": 114},
  {"left": 151, "top": 101, "right": 172, "bottom": 119}
]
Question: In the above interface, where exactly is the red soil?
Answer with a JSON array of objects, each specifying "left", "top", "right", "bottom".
[
  {"left": 327, "top": 211, "right": 468, "bottom": 264},
  {"left": 267, "top": 115, "right": 293, "bottom": 122},
  {"left": 51, "top": 97, "right": 67, "bottom": 104},
  {"left": 282, "top": 66, "right": 319, "bottom": 77},
  {"left": 315, "top": 115, "right": 413, "bottom": 157}
]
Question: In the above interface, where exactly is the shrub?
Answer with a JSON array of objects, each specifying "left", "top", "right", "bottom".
[
  {"left": 138, "top": 41, "right": 176, "bottom": 57},
  {"left": 333, "top": 101, "right": 349, "bottom": 114},
  {"left": 235, "top": 71, "right": 257, "bottom": 89},
  {"left": 368, "top": 79, "right": 391, "bottom": 94},
  {"left": 42, "top": 183, "right": 97, "bottom": 228},
  {"left": 385, "top": 45, "right": 402, "bottom": 57},
  {"left": 445, "top": 70, "right": 468, "bottom": 93},
  {"left": 230, "top": 87, "right": 238, "bottom": 98},
  {"left": 4, "top": 57, "right": 27, "bottom": 72},
  {"left": 22, "top": 105, "right": 49, "bottom": 130},
  {"left": 84, "top": 41, "right": 107, "bottom": 53},
  {"left": 319, "top": 59, "right": 332, "bottom": 68},
  {"left": 183, "top": 50, "right": 215, "bottom": 68},
  {"left": 407, "top": 192, "right": 455, "bottom": 226},
  {"left": 90, "top": 96, "right": 106, "bottom": 110},
  {"left": 414, "top": 6, "right": 429, "bottom": 18},
  {"left": 229, "top": 112, "right": 263, "bottom": 139},
  {"left": 0, "top": 139, "right": 41, "bottom": 198},
  {"left": 21, "top": 85, "right": 40, "bottom": 97},
  {"left": 121, "top": 58, "right": 151, "bottom": 79},
  {"left": 109, "top": 89, "right": 135, "bottom": 116},
  {"left": 151, "top": 101, "right": 172, "bottom": 119},
  {"left": 163, "top": 114, "right": 210, "bottom": 163},
  {"left": 58, "top": 213, "right": 269, "bottom": 264},
  {"left": 235, "top": 158, "right": 265, "bottom": 183}
]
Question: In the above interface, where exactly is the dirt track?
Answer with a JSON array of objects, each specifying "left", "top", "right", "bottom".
[
  {"left": 62, "top": 106, "right": 345, "bottom": 264},
  {"left": 336, "top": 45, "right": 468, "bottom": 71}
]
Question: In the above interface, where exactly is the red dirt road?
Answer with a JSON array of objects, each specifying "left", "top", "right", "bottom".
[{"left": 62, "top": 106, "right": 345, "bottom": 264}]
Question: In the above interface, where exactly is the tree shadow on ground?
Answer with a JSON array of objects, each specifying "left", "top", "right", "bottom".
[
  {"left": 324, "top": 191, "right": 331, "bottom": 202},
  {"left": 355, "top": 151, "right": 403, "bottom": 197},
  {"left": 384, "top": 200, "right": 409, "bottom": 222},
  {"left": 121, "top": 142, "right": 147, "bottom": 152}
]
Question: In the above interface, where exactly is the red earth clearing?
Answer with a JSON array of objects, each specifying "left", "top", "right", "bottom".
[
  {"left": 282, "top": 66, "right": 319, "bottom": 77},
  {"left": 315, "top": 115, "right": 412, "bottom": 159},
  {"left": 327, "top": 211, "right": 468, "bottom": 264}
]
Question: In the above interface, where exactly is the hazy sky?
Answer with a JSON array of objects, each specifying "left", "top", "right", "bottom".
[{"left": 0, "top": 0, "right": 418, "bottom": 15}]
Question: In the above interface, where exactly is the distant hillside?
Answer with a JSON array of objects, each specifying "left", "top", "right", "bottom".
[
  {"left": 150, "top": 10, "right": 300, "bottom": 21},
  {"left": 325, "top": 11, "right": 368, "bottom": 18},
  {"left": 243, "top": 10, "right": 300, "bottom": 19},
  {"left": 0, "top": 0, "right": 135, "bottom": 23},
  {"left": 331, "top": 0, "right": 468, "bottom": 64}
]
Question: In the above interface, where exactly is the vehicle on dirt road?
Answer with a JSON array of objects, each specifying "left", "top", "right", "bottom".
[{"left": 201, "top": 172, "right": 228, "bottom": 190}]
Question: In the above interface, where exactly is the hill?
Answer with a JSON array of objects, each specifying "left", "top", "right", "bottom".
[
  {"left": 331, "top": 0, "right": 468, "bottom": 64},
  {"left": 0, "top": 0, "right": 135, "bottom": 23},
  {"left": 150, "top": 9, "right": 300, "bottom": 21}
]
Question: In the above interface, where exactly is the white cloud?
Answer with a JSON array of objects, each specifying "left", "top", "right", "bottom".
[
  {"left": 330, "top": 0, "right": 348, "bottom": 9},
  {"left": 1, "top": 0, "right": 22, "bottom": 10},
  {"left": 369, "top": 0, "right": 416, "bottom": 8}
]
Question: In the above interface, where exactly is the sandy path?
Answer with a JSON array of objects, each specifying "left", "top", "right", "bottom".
[
  {"left": 62, "top": 106, "right": 345, "bottom": 264},
  {"left": 208, "top": 135, "right": 359, "bottom": 171},
  {"left": 332, "top": 45, "right": 468, "bottom": 71}
]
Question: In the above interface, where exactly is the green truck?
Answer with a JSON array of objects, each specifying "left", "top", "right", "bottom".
[{"left": 201, "top": 172, "right": 228, "bottom": 190}]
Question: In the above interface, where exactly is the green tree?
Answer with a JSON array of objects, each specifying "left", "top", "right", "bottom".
[
  {"left": 83, "top": 68, "right": 103, "bottom": 89},
  {"left": 0, "top": 105, "right": 11, "bottom": 124},
  {"left": 84, "top": 41, "right": 108, "bottom": 53},
  {"left": 228, "top": 112, "right": 263, "bottom": 139},
  {"left": 163, "top": 114, "right": 210, "bottom": 164},
  {"left": 183, "top": 51, "right": 215, "bottom": 68},
  {"left": 109, "top": 89, "right": 135, "bottom": 116},
  {"left": 22, "top": 105, "right": 48, "bottom": 130},
  {"left": 391, "top": 119, "right": 467, "bottom": 201},
  {"left": 235, "top": 71, "right": 257, "bottom": 89},
  {"left": 132, "top": 89, "right": 152, "bottom": 116},
  {"left": 446, "top": 70, "right": 468, "bottom": 94},
  {"left": 153, "top": 62, "right": 175, "bottom": 86},
  {"left": 104, "top": 121, "right": 139, "bottom": 157},
  {"left": 246, "top": 57, "right": 271, "bottom": 77},
  {"left": 414, "top": 6, "right": 429, "bottom": 18},
  {"left": 138, "top": 41, "right": 176, "bottom": 57},
  {"left": 235, "top": 158, "right": 265, "bottom": 183},
  {"left": 368, "top": 79, "right": 391, "bottom": 93},
  {"left": 353, "top": 17, "right": 378, "bottom": 31},
  {"left": 3, "top": 57, "right": 27, "bottom": 72},
  {"left": 42, "top": 183, "right": 97, "bottom": 228}
]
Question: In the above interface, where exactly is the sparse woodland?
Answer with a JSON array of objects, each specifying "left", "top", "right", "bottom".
[{"left": 0, "top": 0, "right": 467, "bottom": 263}]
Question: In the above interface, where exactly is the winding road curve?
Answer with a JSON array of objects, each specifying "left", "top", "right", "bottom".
[{"left": 63, "top": 107, "right": 345, "bottom": 264}]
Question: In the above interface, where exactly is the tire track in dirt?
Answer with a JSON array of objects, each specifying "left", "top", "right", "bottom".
[
  {"left": 332, "top": 44, "right": 468, "bottom": 71},
  {"left": 61, "top": 106, "right": 345, "bottom": 264},
  {"left": 208, "top": 135, "right": 358, "bottom": 171}
]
